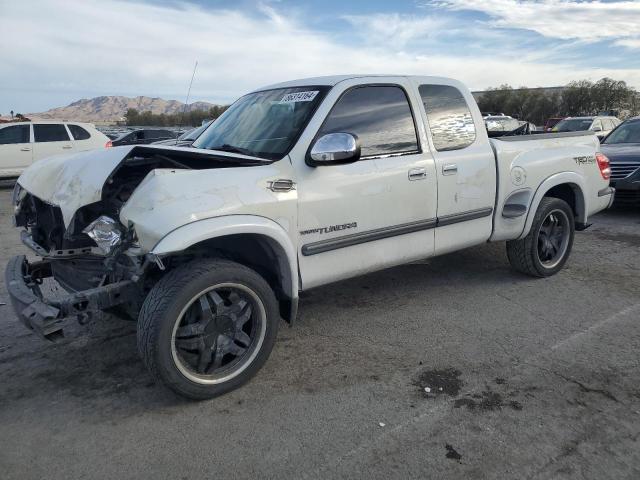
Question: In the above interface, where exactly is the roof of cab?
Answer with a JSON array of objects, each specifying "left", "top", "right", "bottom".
[{"left": 256, "top": 74, "right": 461, "bottom": 92}]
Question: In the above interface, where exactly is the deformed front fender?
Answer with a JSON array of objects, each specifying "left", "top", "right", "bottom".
[{"left": 151, "top": 215, "right": 299, "bottom": 318}]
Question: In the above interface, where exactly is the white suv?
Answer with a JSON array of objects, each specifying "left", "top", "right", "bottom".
[{"left": 0, "top": 121, "right": 111, "bottom": 178}]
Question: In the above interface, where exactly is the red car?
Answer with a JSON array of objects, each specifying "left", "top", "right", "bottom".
[{"left": 544, "top": 117, "right": 564, "bottom": 132}]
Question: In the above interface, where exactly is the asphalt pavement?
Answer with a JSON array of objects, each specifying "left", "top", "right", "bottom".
[{"left": 0, "top": 186, "right": 638, "bottom": 479}]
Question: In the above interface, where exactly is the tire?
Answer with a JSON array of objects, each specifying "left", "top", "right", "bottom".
[
  {"left": 137, "top": 258, "right": 280, "bottom": 400},
  {"left": 506, "top": 197, "right": 575, "bottom": 277}
]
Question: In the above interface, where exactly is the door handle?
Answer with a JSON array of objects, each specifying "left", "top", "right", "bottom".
[
  {"left": 20, "top": 147, "right": 31, "bottom": 152},
  {"left": 62, "top": 145, "right": 73, "bottom": 149},
  {"left": 408, "top": 168, "right": 427, "bottom": 181},
  {"left": 442, "top": 164, "right": 458, "bottom": 176}
]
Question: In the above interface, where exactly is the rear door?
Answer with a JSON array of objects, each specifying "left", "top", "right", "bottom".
[
  {"left": 0, "top": 124, "right": 32, "bottom": 176},
  {"left": 413, "top": 81, "right": 496, "bottom": 254},
  {"left": 295, "top": 79, "right": 438, "bottom": 289},
  {"left": 32, "top": 124, "right": 74, "bottom": 161}
]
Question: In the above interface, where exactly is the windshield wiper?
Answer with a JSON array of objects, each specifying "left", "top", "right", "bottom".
[{"left": 209, "top": 144, "right": 254, "bottom": 156}]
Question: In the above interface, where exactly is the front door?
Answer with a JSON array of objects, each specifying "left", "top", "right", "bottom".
[
  {"left": 0, "top": 124, "right": 33, "bottom": 176},
  {"left": 294, "top": 79, "right": 438, "bottom": 289}
]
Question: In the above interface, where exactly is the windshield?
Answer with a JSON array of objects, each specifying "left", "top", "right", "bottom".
[
  {"left": 182, "top": 122, "right": 211, "bottom": 141},
  {"left": 553, "top": 118, "right": 593, "bottom": 132},
  {"left": 193, "top": 86, "right": 329, "bottom": 160},
  {"left": 603, "top": 121, "right": 640, "bottom": 144}
]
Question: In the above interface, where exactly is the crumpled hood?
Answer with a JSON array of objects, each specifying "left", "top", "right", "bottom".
[
  {"left": 18, "top": 146, "right": 137, "bottom": 226},
  {"left": 17, "top": 144, "right": 268, "bottom": 227}
]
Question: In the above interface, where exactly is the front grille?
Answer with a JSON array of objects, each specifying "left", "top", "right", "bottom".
[{"left": 610, "top": 162, "right": 640, "bottom": 179}]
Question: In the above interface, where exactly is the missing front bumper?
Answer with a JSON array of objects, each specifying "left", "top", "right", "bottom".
[{"left": 4, "top": 255, "right": 137, "bottom": 341}]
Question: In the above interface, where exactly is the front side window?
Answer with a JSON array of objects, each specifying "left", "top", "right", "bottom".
[
  {"left": 0, "top": 125, "right": 30, "bottom": 145},
  {"left": 68, "top": 124, "right": 91, "bottom": 140},
  {"left": 318, "top": 85, "right": 419, "bottom": 158},
  {"left": 194, "top": 86, "right": 329, "bottom": 160},
  {"left": 419, "top": 84, "right": 476, "bottom": 151},
  {"left": 34, "top": 124, "right": 70, "bottom": 142}
]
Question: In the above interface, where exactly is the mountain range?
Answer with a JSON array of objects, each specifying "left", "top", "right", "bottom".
[{"left": 28, "top": 96, "right": 218, "bottom": 123}]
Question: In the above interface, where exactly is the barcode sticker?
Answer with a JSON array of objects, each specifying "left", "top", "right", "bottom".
[{"left": 280, "top": 91, "right": 319, "bottom": 103}]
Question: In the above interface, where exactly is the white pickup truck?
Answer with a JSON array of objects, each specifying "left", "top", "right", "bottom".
[{"left": 6, "top": 75, "right": 614, "bottom": 399}]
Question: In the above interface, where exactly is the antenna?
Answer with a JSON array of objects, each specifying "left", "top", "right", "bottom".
[{"left": 176, "top": 60, "right": 198, "bottom": 145}]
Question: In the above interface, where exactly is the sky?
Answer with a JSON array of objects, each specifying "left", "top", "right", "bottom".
[{"left": 2, "top": 0, "right": 640, "bottom": 113}]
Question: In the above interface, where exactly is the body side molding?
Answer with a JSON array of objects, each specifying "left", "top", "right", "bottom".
[{"left": 301, "top": 207, "right": 493, "bottom": 256}]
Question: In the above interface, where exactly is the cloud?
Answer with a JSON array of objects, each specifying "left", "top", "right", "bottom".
[
  {"left": 1, "top": 0, "right": 639, "bottom": 112},
  {"left": 431, "top": 0, "right": 640, "bottom": 48}
]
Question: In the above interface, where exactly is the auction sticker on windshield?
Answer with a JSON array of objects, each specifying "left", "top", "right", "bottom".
[{"left": 280, "top": 91, "right": 319, "bottom": 103}]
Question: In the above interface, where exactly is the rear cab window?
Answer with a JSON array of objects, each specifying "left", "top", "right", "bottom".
[
  {"left": 0, "top": 125, "right": 30, "bottom": 144},
  {"left": 34, "top": 124, "right": 70, "bottom": 142},
  {"left": 68, "top": 124, "right": 91, "bottom": 140},
  {"left": 418, "top": 84, "right": 476, "bottom": 151},
  {"left": 318, "top": 85, "right": 419, "bottom": 158}
]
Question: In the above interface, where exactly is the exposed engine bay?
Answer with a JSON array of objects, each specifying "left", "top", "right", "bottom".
[{"left": 13, "top": 146, "right": 267, "bottom": 294}]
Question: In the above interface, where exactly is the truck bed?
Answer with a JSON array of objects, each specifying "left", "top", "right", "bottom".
[{"left": 488, "top": 131, "right": 604, "bottom": 242}]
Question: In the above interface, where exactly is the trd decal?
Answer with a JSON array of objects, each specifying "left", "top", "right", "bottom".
[
  {"left": 574, "top": 155, "right": 595, "bottom": 165},
  {"left": 300, "top": 222, "right": 357, "bottom": 236}
]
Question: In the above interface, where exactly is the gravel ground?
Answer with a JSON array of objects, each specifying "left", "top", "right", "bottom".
[{"left": 0, "top": 185, "right": 638, "bottom": 480}]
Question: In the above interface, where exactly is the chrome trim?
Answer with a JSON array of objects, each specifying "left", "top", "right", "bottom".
[
  {"left": 361, "top": 150, "right": 421, "bottom": 161},
  {"left": 408, "top": 167, "right": 428, "bottom": 181},
  {"left": 267, "top": 179, "right": 296, "bottom": 192},
  {"left": 442, "top": 164, "right": 458, "bottom": 176},
  {"left": 310, "top": 133, "right": 359, "bottom": 163}
]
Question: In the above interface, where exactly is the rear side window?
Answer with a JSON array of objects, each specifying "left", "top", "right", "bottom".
[
  {"left": 34, "top": 124, "right": 70, "bottom": 142},
  {"left": 319, "top": 85, "right": 419, "bottom": 158},
  {"left": 68, "top": 124, "right": 91, "bottom": 140},
  {"left": 0, "top": 125, "right": 30, "bottom": 144},
  {"left": 419, "top": 84, "right": 476, "bottom": 151}
]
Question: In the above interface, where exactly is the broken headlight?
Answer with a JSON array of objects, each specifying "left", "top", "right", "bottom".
[
  {"left": 83, "top": 215, "right": 122, "bottom": 254},
  {"left": 11, "top": 183, "right": 26, "bottom": 212}
]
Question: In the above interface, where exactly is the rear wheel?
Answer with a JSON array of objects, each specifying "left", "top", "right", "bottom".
[
  {"left": 506, "top": 197, "right": 575, "bottom": 277},
  {"left": 137, "top": 259, "right": 279, "bottom": 400}
]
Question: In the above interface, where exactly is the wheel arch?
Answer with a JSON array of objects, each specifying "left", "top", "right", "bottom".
[
  {"left": 151, "top": 215, "right": 298, "bottom": 322},
  {"left": 519, "top": 172, "right": 586, "bottom": 240}
]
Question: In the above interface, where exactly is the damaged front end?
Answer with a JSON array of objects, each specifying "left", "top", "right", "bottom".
[
  {"left": 7, "top": 181, "right": 150, "bottom": 341},
  {"left": 6, "top": 145, "right": 274, "bottom": 341}
]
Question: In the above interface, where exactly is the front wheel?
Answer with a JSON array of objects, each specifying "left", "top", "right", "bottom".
[
  {"left": 137, "top": 259, "right": 280, "bottom": 400},
  {"left": 506, "top": 197, "right": 575, "bottom": 277}
]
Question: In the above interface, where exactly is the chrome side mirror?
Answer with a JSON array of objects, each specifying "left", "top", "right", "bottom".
[{"left": 308, "top": 133, "right": 360, "bottom": 166}]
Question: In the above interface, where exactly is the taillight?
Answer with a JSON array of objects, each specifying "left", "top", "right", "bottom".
[
  {"left": 596, "top": 152, "right": 611, "bottom": 180},
  {"left": 105, "top": 140, "right": 112, "bottom": 148}
]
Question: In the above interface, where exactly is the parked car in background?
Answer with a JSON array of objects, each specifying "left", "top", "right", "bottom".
[
  {"left": 552, "top": 116, "right": 621, "bottom": 138},
  {"left": 544, "top": 117, "right": 564, "bottom": 132},
  {"left": 0, "top": 121, "right": 111, "bottom": 178},
  {"left": 600, "top": 116, "right": 640, "bottom": 205},
  {"left": 152, "top": 121, "right": 212, "bottom": 147},
  {"left": 111, "top": 128, "right": 176, "bottom": 146},
  {"left": 484, "top": 115, "right": 521, "bottom": 132}
]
